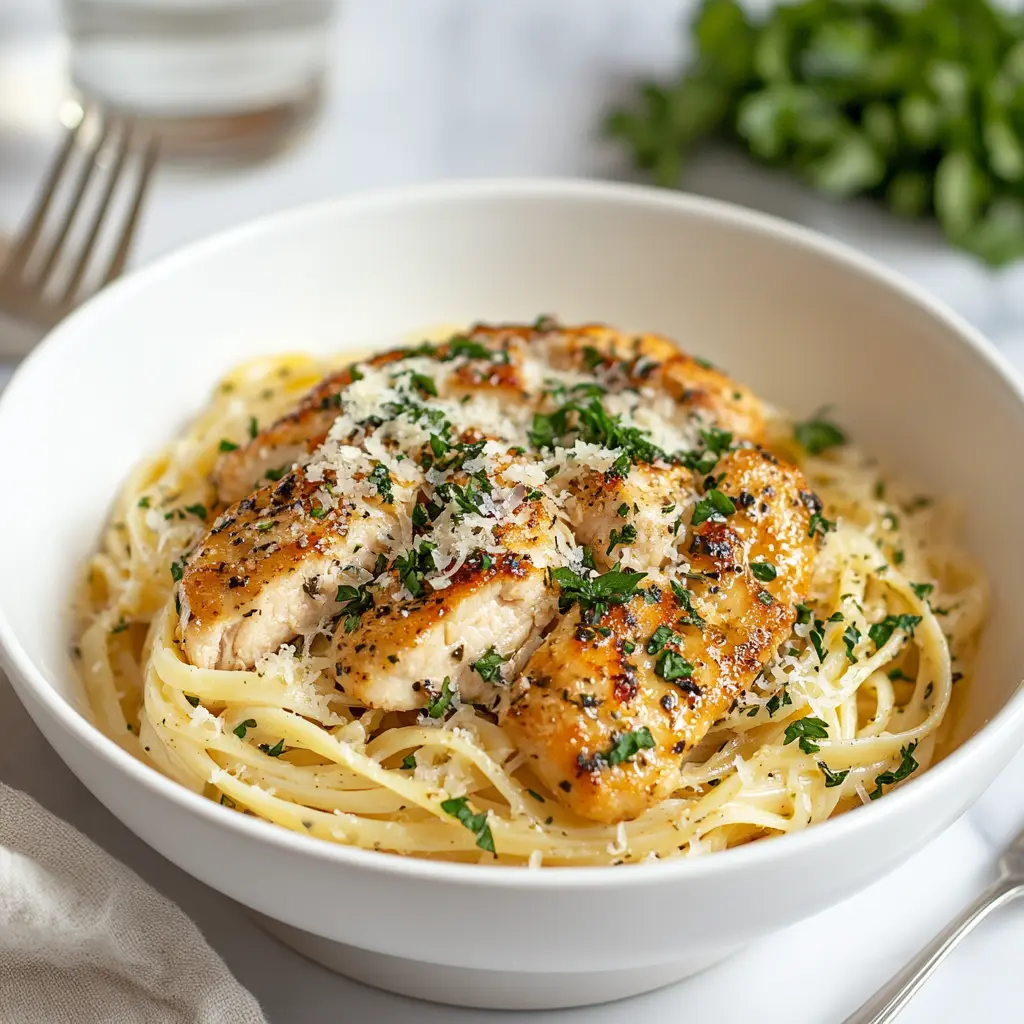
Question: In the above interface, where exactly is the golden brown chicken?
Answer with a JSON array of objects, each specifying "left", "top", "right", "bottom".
[{"left": 504, "top": 447, "right": 819, "bottom": 823}]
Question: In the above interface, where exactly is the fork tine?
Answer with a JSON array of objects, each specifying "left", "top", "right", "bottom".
[
  {"left": 32, "top": 113, "right": 113, "bottom": 290},
  {"left": 1, "top": 118, "right": 83, "bottom": 279},
  {"left": 101, "top": 133, "right": 159, "bottom": 287},
  {"left": 59, "top": 119, "right": 132, "bottom": 306}
]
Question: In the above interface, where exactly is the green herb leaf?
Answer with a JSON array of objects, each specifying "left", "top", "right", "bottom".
[
  {"left": 868, "top": 741, "right": 919, "bottom": 799},
  {"left": 551, "top": 565, "right": 647, "bottom": 624},
  {"left": 401, "top": 753, "right": 417, "bottom": 770},
  {"left": 910, "top": 582, "right": 934, "bottom": 600},
  {"left": 440, "top": 796, "right": 496, "bottom": 854},
  {"left": 471, "top": 647, "right": 510, "bottom": 684},
  {"left": 233, "top": 718, "right": 257, "bottom": 739},
  {"left": 369, "top": 463, "right": 394, "bottom": 504},
  {"left": 219, "top": 439, "right": 239, "bottom": 452},
  {"left": 869, "top": 614, "right": 922, "bottom": 650},
  {"left": 783, "top": 716, "right": 829, "bottom": 754},
  {"left": 842, "top": 623, "right": 861, "bottom": 663},
  {"left": 425, "top": 678, "right": 456, "bottom": 719},
  {"left": 818, "top": 761, "right": 850, "bottom": 788},
  {"left": 692, "top": 488, "right": 736, "bottom": 526},
  {"left": 751, "top": 560, "right": 777, "bottom": 582},
  {"left": 656, "top": 650, "right": 694, "bottom": 682},
  {"left": 606, "top": 726, "right": 656, "bottom": 766},
  {"left": 259, "top": 738, "right": 286, "bottom": 757},
  {"left": 795, "top": 415, "right": 846, "bottom": 455}
]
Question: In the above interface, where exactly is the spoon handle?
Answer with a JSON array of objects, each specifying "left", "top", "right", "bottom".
[{"left": 842, "top": 877, "right": 1024, "bottom": 1024}]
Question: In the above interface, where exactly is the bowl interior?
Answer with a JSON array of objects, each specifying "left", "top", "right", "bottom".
[{"left": 1, "top": 181, "right": 1021, "bottom": 753}]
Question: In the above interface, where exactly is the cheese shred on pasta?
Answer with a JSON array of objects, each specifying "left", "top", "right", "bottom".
[{"left": 74, "top": 353, "right": 987, "bottom": 866}]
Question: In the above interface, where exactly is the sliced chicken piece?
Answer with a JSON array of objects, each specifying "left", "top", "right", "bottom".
[
  {"left": 503, "top": 446, "right": 819, "bottom": 824},
  {"left": 331, "top": 493, "right": 562, "bottom": 712},
  {"left": 213, "top": 351, "right": 408, "bottom": 503},
  {"left": 564, "top": 463, "right": 694, "bottom": 572},
  {"left": 179, "top": 468, "right": 412, "bottom": 670}
]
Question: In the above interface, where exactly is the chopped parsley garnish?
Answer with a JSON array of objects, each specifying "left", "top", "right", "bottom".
[
  {"left": 259, "top": 738, "right": 286, "bottom": 757},
  {"left": 750, "top": 560, "right": 777, "bottom": 582},
  {"left": 393, "top": 541, "right": 438, "bottom": 597},
  {"left": 110, "top": 618, "right": 130, "bottom": 634},
  {"left": 808, "top": 512, "right": 835, "bottom": 538},
  {"left": 550, "top": 565, "right": 647, "bottom": 624},
  {"left": 765, "top": 688, "right": 792, "bottom": 717},
  {"left": 605, "top": 726, "right": 656, "bottom": 766},
  {"left": 795, "top": 602, "right": 813, "bottom": 625},
  {"left": 528, "top": 396, "right": 666, "bottom": 473},
  {"left": 606, "top": 524, "right": 637, "bottom": 555},
  {"left": 248, "top": 416, "right": 258, "bottom": 439},
  {"left": 233, "top": 718, "right": 257, "bottom": 739},
  {"left": 184, "top": 693, "right": 200, "bottom": 707},
  {"left": 646, "top": 625, "right": 677, "bottom": 655},
  {"left": 691, "top": 488, "right": 736, "bottom": 526},
  {"left": 682, "top": 426, "right": 734, "bottom": 473},
  {"left": 795, "top": 415, "right": 847, "bottom": 455},
  {"left": 527, "top": 788, "right": 546, "bottom": 803},
  {"left": 219, "top": 439, "right": 239, "bottom": 452},
  {"left": 447, "top": 336, "right": 495, "bottom": 361},
  {"left": 582, "top": 345, "right": 605, "bottom": 371},
  {"left": 888, "top": 667, "right": 913, "bottom": 682},
  {"left": 334, "top": 583, "right": 374, "bottom": 632},
  {"left": 409, "top": 372, "right": 438, "bottom": 397},
  {"left": 910, "top": 582, "right": 934, "bottom": 600},
  {"left": 369, "top": 463, "right": 394, "bottom": 504},
  {"left": 809, "top": 619, "right": 826, "bottom": 662},
  {"left": 440, "top": 796, "right": 495, "bottom": 855},
  {"left": 868, "top": 742, "right": 919, "bottom": 800},
  {"left": 783, "top": 716, "right": 829, "bottom": 754},
  {"left": 137, "top": 496, "right": 150, "bottom": 508},
  {"left": 757, "top": 591, "right": 774, "bottom": 605},
  {"left": 425, "top": 678, "right": 456, "bottom": 719},
  {"left": 869, "top": 614, "right": 922, "bottom": 650},
  {"left": 265, "top": 466, "right": 288, "bottom": 481},
  {"left": 656, "top": 650, "right": 694, "bottom": 682},
  {"left": 670, "top": 580, "right": 705, "bottom": 628},
  {"left": 818, "top": 762, "right": 850, "bottom": 788},
  {"left": 309, "top": 505, "right": 328, "bottom": 520},
  {"left": 616, "top": 502, "right": 630, "bottom": 518},
  {"left": 842, "top": 624, "right": 861, "bottom": 663},
  {"left": 185, "top": 503, "right": 207, "bottom": 519},
  {"left": 471, "top": 647, "right": 510, "bottom": 684},
  {"left": 411, "top": 503, "right": 430, "bottom": 529},
  {"left": 170, "top": 559, "right": 185, "bottom": 583},
  {"left": 401, "top": 753, "right": 417, "bottom": 770}
]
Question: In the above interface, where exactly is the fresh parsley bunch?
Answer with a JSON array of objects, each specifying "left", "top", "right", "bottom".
[{"left": 607, "top": 0, "right": 1024, "bottom": 265}]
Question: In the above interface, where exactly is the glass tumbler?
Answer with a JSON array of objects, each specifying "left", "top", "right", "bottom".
[{"left": 60, "top": 0, "right": 337, "bottom": 161}]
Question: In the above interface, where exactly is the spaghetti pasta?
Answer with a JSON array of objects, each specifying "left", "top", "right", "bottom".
[{"left": 74, "top": 337, "right": 987, "bottom": 866}]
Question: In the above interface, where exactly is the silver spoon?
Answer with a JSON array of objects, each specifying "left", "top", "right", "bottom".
[{"left": 843, "top": 822, "right": 1024, "bottom": 1023}]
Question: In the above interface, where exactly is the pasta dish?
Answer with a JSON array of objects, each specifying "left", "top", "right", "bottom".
[{"left": 75, "top": 320, "right": 986, "bottom": 865}]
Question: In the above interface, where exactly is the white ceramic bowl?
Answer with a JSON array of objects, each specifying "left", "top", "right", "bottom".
[{"left": 2, "top": 180, "right": 1023, "bottom": 1011}]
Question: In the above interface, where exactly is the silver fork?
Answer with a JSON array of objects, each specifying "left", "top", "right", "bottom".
[
  {"left": 843, "top": 822, "right": 1024, "bottom": 1023},
  {"left": 0, "top": 106, "right": 159, "bottom": 358}
]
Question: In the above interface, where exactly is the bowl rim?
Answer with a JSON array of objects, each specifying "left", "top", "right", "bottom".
[{"left": 2, "top": 175, "right": 1023, "bottom": 889}]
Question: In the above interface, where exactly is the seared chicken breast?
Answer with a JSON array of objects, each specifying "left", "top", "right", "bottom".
[
  {"left": 183, "top": 319, "right": 820, "bottom": 826},
  {"left": 331, "top": 489, "right": 565, "bottom": 711},
  {"left": 178, "top": 468, "right": 412, "bottom": 670},
  {"left": 504, "top": 447, "right": 819, "bottom": 823}
]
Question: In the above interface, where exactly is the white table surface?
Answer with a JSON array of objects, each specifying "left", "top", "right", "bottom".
[{"left": 3, "top": 3, "right": 1024, "bottom": 1021}]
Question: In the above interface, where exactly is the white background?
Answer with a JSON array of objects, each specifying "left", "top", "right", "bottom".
[{"left": 2, "top": 2, "right": 1024, "bottom": 1021}]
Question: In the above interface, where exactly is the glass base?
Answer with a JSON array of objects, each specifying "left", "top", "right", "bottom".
[{"left": 69, "top": 75, "right": 325, "bottom": 165}]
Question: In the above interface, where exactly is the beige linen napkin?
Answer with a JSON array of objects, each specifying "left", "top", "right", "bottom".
[{"left": 0, "top": 782, "right": 267, "bottom": 1024}]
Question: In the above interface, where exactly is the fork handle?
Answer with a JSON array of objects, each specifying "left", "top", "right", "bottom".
[{"left": 842, "top": 877, "right": 1024, "bottom": 1024}]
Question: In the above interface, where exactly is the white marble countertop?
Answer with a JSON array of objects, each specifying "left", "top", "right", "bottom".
[{"left": 3, "top": 2, "right": 1024, "bottom": 1021}]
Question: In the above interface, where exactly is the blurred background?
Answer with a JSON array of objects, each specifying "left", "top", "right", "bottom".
[{"left": 3, "top": 0, "right": 1024, "bottom": 361}]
